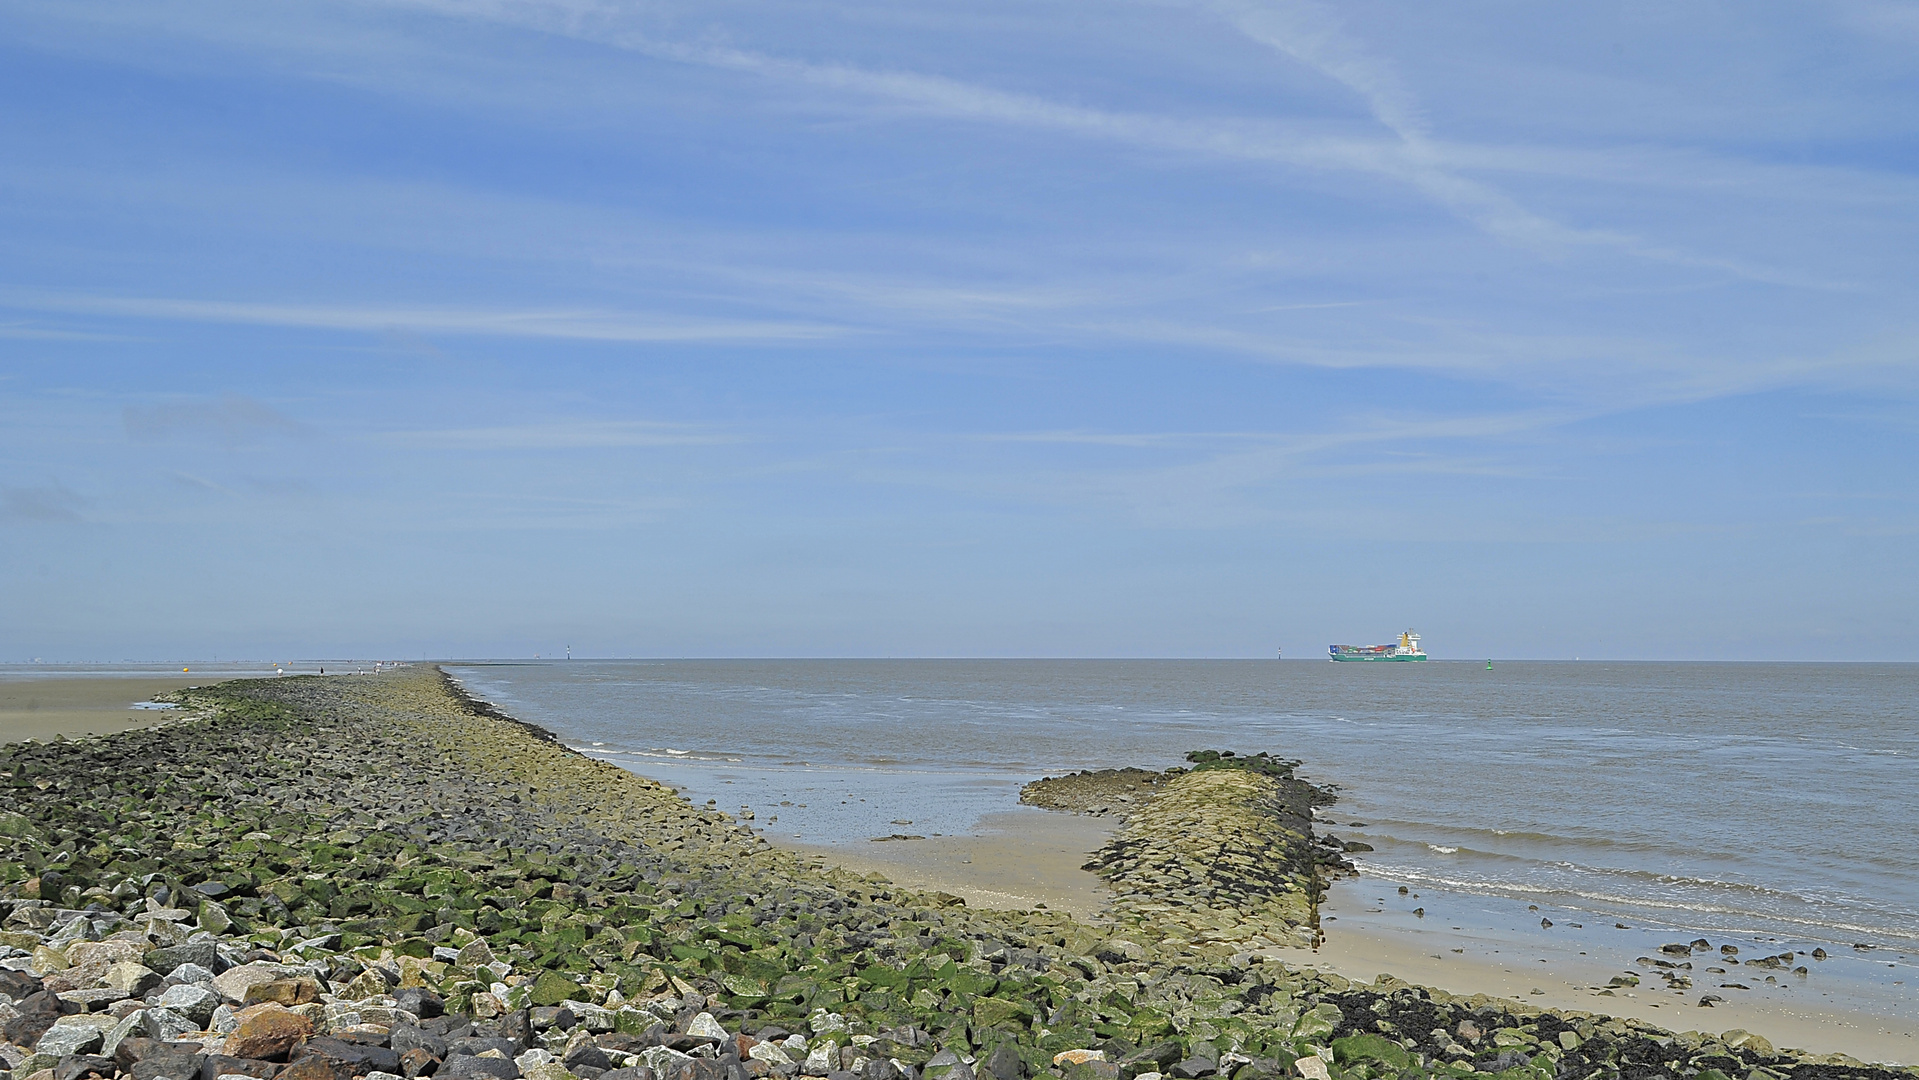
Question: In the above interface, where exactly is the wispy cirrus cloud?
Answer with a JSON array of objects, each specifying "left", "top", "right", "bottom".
[
  {"left": 2, "top": 291, "right": 846, "bottom": 344},
  {"left": 366, "top": 0, "right": 1823, "bottom": 281},
  {"left": 381, "top": 420, "right": 735, "bottom": 451},
  {"left": 0, "top": 320, "right": 138, "bottom": 342}
]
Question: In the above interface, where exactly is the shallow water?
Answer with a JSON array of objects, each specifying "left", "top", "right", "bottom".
[
  {"left": 447, "top": 661, "right": 1917, "bottom": 943},
  {"left": 448, "top": 659, "right": 1919, "bottom": 1022}
]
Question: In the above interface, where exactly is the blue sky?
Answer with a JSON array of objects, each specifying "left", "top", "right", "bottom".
[{"left": 3, "top": 0, "right": 1917, "bottom": 660}]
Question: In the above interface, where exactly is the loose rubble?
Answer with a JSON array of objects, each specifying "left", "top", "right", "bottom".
[{"left": 0, "top": 670, "right": 1909, "bottom": 1080}]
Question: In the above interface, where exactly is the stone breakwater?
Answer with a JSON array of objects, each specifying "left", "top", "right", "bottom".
[
  {"left": 1021, "top": 753, "right": 1351, "bottom": 953},
  {"left": 0, "top": 671, "right": 1907, "bottom": 1080}
]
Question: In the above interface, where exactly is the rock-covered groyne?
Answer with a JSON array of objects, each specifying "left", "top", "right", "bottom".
[
  {"left": 1022, "top": 753, "right": 1342, "bottom": 952},
  {"left": 0, "top": 670, "right": 1908, "bottom": 1080}
]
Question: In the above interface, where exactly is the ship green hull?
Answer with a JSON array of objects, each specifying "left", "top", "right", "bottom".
[{"left": 1329, "top": 654, "right": 1427, "bottom": 662}]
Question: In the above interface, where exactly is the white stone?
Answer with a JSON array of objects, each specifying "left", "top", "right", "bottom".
[
  {"left": 158, "top": 983, "right": 220, "bottom": 1025},
  {"left": 1295, "top": 1056, "right": 1330, "bottom": 1080},
  {"left": 102, "top": 1010, "right": 147, "bottom": 1057},
  {"left": 639, "top": 1046, "right": 692, "bottom": 1073},
  {"left": 35, "top": 1015, "right": 116, "bottom": 1056},
  {"left": 560, "top": 999, "right": 613, "bottom": 1032},
  {"left": 686, "top": 1012, "right": 728, "bottom": 1041},
  {"left": 516, "top": 1049, "right": 556, "bottom": 1072},
  {"left": 210, "top": 1004, "right": 239, "bottom": 1033},
  {"left": 172, "top": 963, "right": 218, "bottom": 985},
  {"left": 804, "top": 1041, "right": 838, "bottom": 1075},
  {"left": 142, "top": 1006, "right": 200, "bottom": 1041},
  {"left": 748, "top": 1043, "right": 794, "bottom": 1067}
]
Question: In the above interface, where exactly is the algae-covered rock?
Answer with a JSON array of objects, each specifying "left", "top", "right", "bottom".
[
  {"left": 528, "top": 970, "right": 579, "bottom": 1008},
  {"left": 971, "top": 997, "right": 1032, "bottom": 1031},
  {"left": 1331, "top": 1034, "right": 1410, "bottom": 1070}
]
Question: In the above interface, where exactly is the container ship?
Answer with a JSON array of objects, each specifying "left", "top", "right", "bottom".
[{"left": 1329, "top": 630, "right": 1426, "bottom": 662}]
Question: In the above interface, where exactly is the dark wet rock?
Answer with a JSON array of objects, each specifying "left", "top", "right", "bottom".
[
  {"left": 144, "top": 943, "right": 225, "bottom": 977},
  {"left": 113, "top": 1039, "right": 188, "bottom": 1070},
  {"left": 298, "top": 1037, "right": 401, "bottom": 1075},
  {"left": 497, "top": 1011, "right": 533, "bottom": 1052},
  {"left": 54, "top": 1054, "right": 118, "bottom": 1080},
  {"left": 448, "top": 1039, "right": 519, "bottom": 1061},
  {"left": 395, "top": 988, "right": 445, "bottom": 1020},
  {"left": 979, "top": 1044, "right": 1022, "bottom": 1080},
  {"left": 199, "top": 1054, "right": 281, "bottom": 1080},
  {"left": 1019, "top": 768, "right": 1165, "bottom": 817},
  {"left": 392, "top": 1024, "right": 449, "bottom": 1060},
  {"left": 397, "top": 1046, "right": 442, "bottom": 1076},
  {"left": 562, "top": 1034, "right": 612, "bottom": 1073},
  {"left": 130, "top": 1047, "right": 205, "bottom": 1080},
  {"left": 5, "top": 989, "right": 80, "bottom": 1046},
  {"left": 0, "top": 968, "right": 44, "bottom": 999},
  {"left": 439, "top": 1054, "right": 520, "bottom": 1080},
  {"left": 654, "top": 1061, "right": 728, "bottom": 1080}
]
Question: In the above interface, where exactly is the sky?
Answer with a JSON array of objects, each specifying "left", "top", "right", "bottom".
[{"left": 2, "top": 0, "right": 1917, "bottom": 661}]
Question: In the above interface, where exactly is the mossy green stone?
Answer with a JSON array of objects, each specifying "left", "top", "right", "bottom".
[
  {"left": 972, "top": 996, "right": 1033, "bottom": 1030},
  {"left": 1332, "top": 1035, "right": 1411, "bottom": 1070},
  {"left": 530, "top": 968, "right": 580, "bottom": 1006}
]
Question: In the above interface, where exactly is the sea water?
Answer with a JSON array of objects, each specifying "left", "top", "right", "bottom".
[{"left": 447, "top": 660, "right": 1918, "bottom": 1022}]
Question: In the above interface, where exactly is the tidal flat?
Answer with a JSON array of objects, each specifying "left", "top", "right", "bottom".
[{"left": 0, "top": 668, "right": 1909, "bottom": 1080}]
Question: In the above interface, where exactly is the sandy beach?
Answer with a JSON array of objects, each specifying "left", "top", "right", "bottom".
[
  {"left": 788, "top": 807, "right": 1119, "bottom": 919},
  {"left": 0, "top": 674, "right": 206, "bottom": 743},
  {"left": 777, "top": 807, "right": 1919, "bottom": 1066}
]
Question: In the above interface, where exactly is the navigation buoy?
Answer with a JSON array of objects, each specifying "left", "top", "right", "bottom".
[{"left": 1486, "top": 660, "right": 1493, "bottom": 669}]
